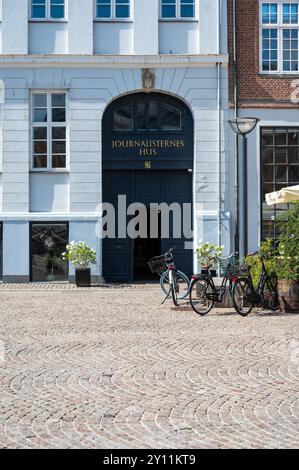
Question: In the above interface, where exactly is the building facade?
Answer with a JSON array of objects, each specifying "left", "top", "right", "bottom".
[
  {"left": 0, "top": 0, "right": 231, "bottom": 283},
  {"left": 228, "top": 0, "right": 299, "bottom": 253}
]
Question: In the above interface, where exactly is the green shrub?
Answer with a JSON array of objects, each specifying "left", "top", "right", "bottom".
[
  {"left": 246, "top": 203, "right": 299, "bottom": 284},
  {"left": 245, "top": 239, "right": 277, "bottom": 287}
]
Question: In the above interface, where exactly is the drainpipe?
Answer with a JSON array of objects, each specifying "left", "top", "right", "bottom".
[
  {"left": 232, "top": 0, "right": 239, "bottom": 254},
  {"left": 217, "top": 0, "right": 222, "bottom": 273}
]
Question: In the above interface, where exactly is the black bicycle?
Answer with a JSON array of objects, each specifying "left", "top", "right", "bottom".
[
  {"left": 189, "top": 253, "right": 255, "bottom": 316},
  {"left": 238, "top": 252, "right": 279, "bottom": 311},
  {"left": 148, "top": 246, "right": 190, "bottom": 306}
]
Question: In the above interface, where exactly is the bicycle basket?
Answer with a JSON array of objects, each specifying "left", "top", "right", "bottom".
[
  {"left": 220, "top": 255, "right": 251, "bottom": 277},
  {"left": 227, "top": 262, "right": 251, "bottom": 276},
  {"left": 148, "top": 255, "right": 167, "bottom": 274}
]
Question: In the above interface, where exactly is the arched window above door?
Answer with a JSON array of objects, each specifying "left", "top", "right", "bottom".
[{"left": 112, "top": 96, "right": 182, "bottom": 132}]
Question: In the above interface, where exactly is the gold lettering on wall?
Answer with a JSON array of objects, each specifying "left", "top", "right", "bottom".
[{"left": 111, "top": 139, "right": 185, "bottom": 156}]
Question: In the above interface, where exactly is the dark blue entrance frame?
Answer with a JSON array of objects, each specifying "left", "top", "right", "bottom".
[{"left": 102, "top": 92, "right": 194, "bottom": 282}]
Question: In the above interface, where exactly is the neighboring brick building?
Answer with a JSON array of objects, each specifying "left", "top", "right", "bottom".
[{"left": 228, "top": 0, "right": 299, "bottom": 249}]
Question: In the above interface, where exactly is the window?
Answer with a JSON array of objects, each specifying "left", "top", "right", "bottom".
[
  {"left": 260, "top": 1, "right": 299, "bottom": 73},
  {"left": 261, "top": 128, "right": 299, "bottom": 239},
  {"left": 96, "top": 0, "right": 130, "bottom": 19},
  {"left": 161, "top": 0, "right": 195, "bottom": 19},
  {"left": 113, "top": 105, "right": 133, "bottom": 130},
  {"left": 32, "top": 92, "right": 67, "bottom": 170},
  {"left": 31, "top": 223, "right": 68, "bottom": 282},
  {"left": 113, "top": 99, "right": 182, "bottom": 132},
  {"left": 31, "top": 0, "right": 65, "bottom": 20}
]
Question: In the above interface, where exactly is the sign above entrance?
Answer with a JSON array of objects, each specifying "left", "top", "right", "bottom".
[{"left": 111, "top": 138, "right": 186, "bottom": 157}]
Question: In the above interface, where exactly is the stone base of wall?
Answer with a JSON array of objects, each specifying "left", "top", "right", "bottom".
[
  {"left": 2, "top": 276, "right": 31, "bottom": 283},
  {"left": 69, "top": 275, "right": 106, "bottom": 285}
]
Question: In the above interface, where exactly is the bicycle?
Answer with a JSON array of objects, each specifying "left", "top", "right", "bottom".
[
  {"left": 148, "top": 246, "right": 190, "bottom": 306},
  {"left": 189, "top": 253, "right": 255, "bottom": 317},
  {"left": 238, "top": 252, "right": 279, "bottom": 311}
]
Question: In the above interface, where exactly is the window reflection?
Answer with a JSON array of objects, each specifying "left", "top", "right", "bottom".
[
  {"left": 31, "top": 223, "right": 68, "bottom": 282},
  {"left": 161, "top": 103, "right": 181, "bottom": 130},
  {"left": 113, "top": 105, "right": 133, "bottom": 131}
]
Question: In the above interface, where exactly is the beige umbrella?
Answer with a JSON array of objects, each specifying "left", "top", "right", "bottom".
[{"left": 266, "top": 185, "right": 299, "bottom": 206}]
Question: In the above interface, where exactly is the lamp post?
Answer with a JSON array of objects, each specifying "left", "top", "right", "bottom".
[{"left": 228, "top": 117, "right": 260, "bottom": 260}]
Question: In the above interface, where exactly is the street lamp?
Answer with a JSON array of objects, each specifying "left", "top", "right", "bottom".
[{"left": 228, "top": 117, "right": 260, "bottom": 259}]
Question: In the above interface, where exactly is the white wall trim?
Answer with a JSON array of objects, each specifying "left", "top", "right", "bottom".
[{"left": 0, "top": 54, "right": 229, "bottom": 68}]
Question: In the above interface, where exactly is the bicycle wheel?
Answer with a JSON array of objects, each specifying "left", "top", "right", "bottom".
[
  {"left": 160, "top": 270, "right": 190, "bottom": 299},
  {"left": 189, "top": 278, "right": 214, "bottom": 316},
  {"left": 232, "top": 278, "right": 254, "bottom": 317},
  {"left": 261, "top": 274, "right": 279, "bottom": 311}
]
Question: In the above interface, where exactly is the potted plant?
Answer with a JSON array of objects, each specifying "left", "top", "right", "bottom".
[
  {"left": 62, "top": 241, "right": 96, "bottom": 287},
  {"left": 196, "top": 241, "right": 223, "bottom": 277},
  {"left": 273, "top": 203, "right": 299, "bottom": 313}
]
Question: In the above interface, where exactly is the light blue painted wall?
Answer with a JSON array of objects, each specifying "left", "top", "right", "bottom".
[{"left": 3, "top": 221, "right": 29, "bottom": 277}]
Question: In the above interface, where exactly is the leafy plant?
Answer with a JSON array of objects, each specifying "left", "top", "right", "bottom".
[
  {"left": 62, "top": 241, "right": 96, "bottom": 270},
  {"left": 196, "top": 241, "right": 223, "bottom": 269},
  {"left": 247, "top": 204, "right": 299, "bottom": 283},
  {"left": 274, "top": 203, "right": 299, "bottom": 281},
  {"left": 245, "top": 239, "right": 277, "bottom": 287}
]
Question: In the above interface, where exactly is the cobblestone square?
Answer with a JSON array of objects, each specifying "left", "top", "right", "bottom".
[{"left": 0, "top": 285, "right": 298, "bottom": 449}]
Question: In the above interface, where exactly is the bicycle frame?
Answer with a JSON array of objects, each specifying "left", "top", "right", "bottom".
[
  {"left": 191, "top": 270, "right": 236, "bottom": 304},
  {"left": 245, "top": 255, "right": 275, "bottom": 304}
]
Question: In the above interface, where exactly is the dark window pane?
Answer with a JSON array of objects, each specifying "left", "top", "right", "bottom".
[
  {"left": 263, "top": 165, "right": 274, "bottom": 182},
  {"left": 181, "top": 5, "right": 194, "bottom": 18},
  {"left": 261, "top": 129, "right": 274, "bottom": 147},
  {"left": 137, "top": 102, "right": 146, "bottom": 130},
  {"left": 148, "top": 101, "right": 158, "bottom": 130},
  {"left": 275, "top": 130, "right": 287, "bottom": 146},
  {"left": 52, "top": 108, "right": 66, "bottom": 122},
  {"left": 52, "top": 94, "right": 65, "bottom": 107},
  {"left": 34, "top": 127, "right": 47, "bottom": 139},
  {"left": 52, "top": 141, "right": 66, "bottom": 154},
  {"left": 97, "top": 5, "right": 111, "bottom": 17},
  {"left": 113, "top": 105, "right": 133, "bottom": 130},
  {"left": 33, "top": 155, "right": 47, "bottom": 168},
  {"left": 289, "top": 147, "right": 299, "bottom": 163},
  {"left": 116, "top": 5, "right": 129, "bottom": 18},
  {"left": 162, "top": 5, "right": 176, "bottom": 18},
  {"left": 34, "top": 141, "right": 47, "bottom": 154},
  {"left": 263, "top": 148, "right": 274, "bottom": 164},
  {"left": 50, "top": 5, "right": 64, "bottom": 18},
  {"left": 288, "top": 130, "right": 299, "bottom": 145},
  {"left": 31, "top": 224, "right": 68, "bottom": 282},
  {"left": 276, "top": 165, "right": 288, "bottom": 183},
  {"left": 289, "top": 166, "right": 299, "bottom": 182},
  {"left": 32, "top": 5, "right": 46, "bottom": 18},
  {"left": 52, "top": 155, "right": 66, "bottom": 168},
  {"left": 275, "top": 148, "right": 287, "bottom": 164},
  {"left": 34, "top": 109, "right": 47, "bottom": 122},
  {"left": 52, "top": 127, "right": 66, "bottom": 139},
  {"left": 161, "top": 103, "right": 181, "bottom": 130},
  {"left": 33, "top": 94, "right": 47, "bottom": 107}
]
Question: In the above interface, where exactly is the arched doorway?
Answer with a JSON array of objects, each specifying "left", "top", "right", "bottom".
[{"left": 102, "top": 92, "right": 194, "bottom": 282}]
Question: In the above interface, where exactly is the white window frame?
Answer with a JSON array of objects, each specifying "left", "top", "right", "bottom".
[
  {"left": 29, "top": 0, "right": 67, "bottom": 22},
  {"left": 159, "top": 0, "right": 198, "bottom": 21},
  {"left": 94, "top": 0, "right": 132, "bottom": 21},
  {"left": 260, "top": 0, "right": 299, "bottom": 74},
  {"left": 30, "top": 91, "right": 69, "bottom": 172}
]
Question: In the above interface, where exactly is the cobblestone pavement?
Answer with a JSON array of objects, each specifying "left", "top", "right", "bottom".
[{"left": 0, "top": 286, "right": 298, "bottom": 449}]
